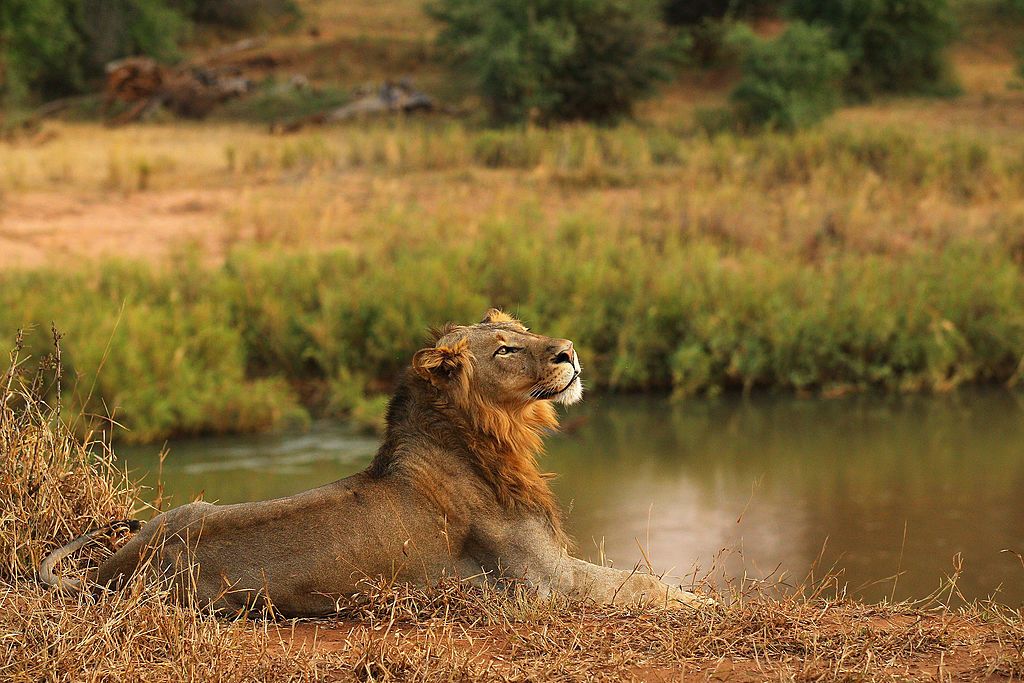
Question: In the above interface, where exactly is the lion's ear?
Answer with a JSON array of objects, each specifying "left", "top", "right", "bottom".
[
  {"left": 481, "top": 308, "right": 516, "bottom": 324},
  {"left": 412, "top": 337, "right": 470, "bottom": 386}
]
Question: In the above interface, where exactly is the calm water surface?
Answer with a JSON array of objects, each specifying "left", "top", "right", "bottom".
[{"left": 121, "top": 390, "right": 1024, "bottom": 605}]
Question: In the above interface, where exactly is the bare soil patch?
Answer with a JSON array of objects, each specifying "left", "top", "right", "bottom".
[{"left": 0, "top": 189, "right": 231, "bottom": 268}]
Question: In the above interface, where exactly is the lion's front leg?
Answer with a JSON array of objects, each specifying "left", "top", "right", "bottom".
[
  {"left": 538, "top": 553, "right": 709, "bottom": 608},
  {"left": 476, "top": 516, "right": 712, "bottom": 609}
]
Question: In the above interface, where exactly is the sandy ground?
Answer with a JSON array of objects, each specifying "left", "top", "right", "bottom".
[{"left": 0, "top": 189, "right": 231, "bottom": 269}]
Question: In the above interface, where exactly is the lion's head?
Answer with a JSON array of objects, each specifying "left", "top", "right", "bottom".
[
  {"left": 411, "top": 308, "right": 583, "bottom": 409},
  {"left": 398, "top": 309, "right": 582, "bottom": 525}
]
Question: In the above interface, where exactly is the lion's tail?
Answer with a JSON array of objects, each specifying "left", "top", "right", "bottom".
[{"left": 38, "top": 520, "right": 143, "bottom": 591}]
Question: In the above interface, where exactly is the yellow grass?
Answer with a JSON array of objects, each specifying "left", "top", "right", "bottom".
[{"left": 3, "top": 110, "right": 1024, "bottom": 270}]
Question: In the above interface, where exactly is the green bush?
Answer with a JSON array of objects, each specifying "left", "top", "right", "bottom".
[
  {"left": 662, "top": 0, "right": 782, "bottom": 66},
  {"left": 427, "top": 0, "right": 685, "bottom": 124},
  {"left": 0, "top": 260, "right": 306, "bottom": 443},
  {"left": 0, "top": 0, "right": 185, "bottom": 107},
  {"left": 4, "top": 212, "right": 1024, "bottom": 441},
  {"left": 728, "top": 22, "right": 848, "bottom": 131},
  {"left": 787, "top": 0, "right": 957, "bottom": 98},
  {"left": 0, "top": 0, "right": 301, "bottom": 107}
]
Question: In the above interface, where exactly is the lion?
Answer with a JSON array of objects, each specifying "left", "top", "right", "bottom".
[{"left": 39, "top": 309, "right": 708, "bottom": 615}]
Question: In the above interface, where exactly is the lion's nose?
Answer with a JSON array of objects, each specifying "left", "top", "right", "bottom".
[{"left": 552, "top": 341, "right": 574, "bottom": 366}]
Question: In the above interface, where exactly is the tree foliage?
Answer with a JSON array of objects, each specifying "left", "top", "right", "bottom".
[
  {"left": 169, "top": 0, "right": 301, "bottom": 30},
  {"left": 662, "top": 0, "right": 780, "bottom": 25},
  {"left": 787, "top": 0, "right": 957, "bottom": 98},
  {"left": 0, "top": 0, "right": 300, "bottom": 108},
  {"left": 428, "top": 0, "right": 685, "bottom": 124},
  {"left": 0, "top": 0, "right": 185, "bottom": 106}
]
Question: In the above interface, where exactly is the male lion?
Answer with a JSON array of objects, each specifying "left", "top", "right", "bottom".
[{"left": 40, "top": 309, "right": 707, "bottom": 615}]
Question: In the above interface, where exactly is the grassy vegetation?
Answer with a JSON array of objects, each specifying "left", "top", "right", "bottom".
[
  {"left": 3, "top": 347, "right": 1024, "bottom": 681},
  {"left": 214, "top": 80, "right": 350, "bottom": 124},
  {"left": 4, "top": 118, "right": 1024, "bottom": 441}
]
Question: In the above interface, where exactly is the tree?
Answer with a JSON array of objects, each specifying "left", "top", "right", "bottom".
[
  {"left": 787, "top": 0, "right": 957, "bottom": 98},
  {"left": 0, "top": 0, "right": 87, "bottom": 104},
  {"left": 0, "top": 0, "right": 185, "bottom": 107},
  {"left": 662, "top": 0, "right": 779, "bottom": 26},
  {"left": 428, "top": 0, "right": 685, "bottom": 124}
]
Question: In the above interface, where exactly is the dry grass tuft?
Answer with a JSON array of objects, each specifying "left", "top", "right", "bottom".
[
  {"left": 2, "top": 341, "right": 1023, "bottom": 681},
  {"left": 284, "top": 578, "right": 1024, "bottom": 681},
  {"left": 0, "top": 582, "right": 350, "bottom": 682},
  {"left": 0, "top": 339, "right": 347, "bottom": 681},
  {"left": 0, "top": 329, "right": 138, "bottom": 583}
]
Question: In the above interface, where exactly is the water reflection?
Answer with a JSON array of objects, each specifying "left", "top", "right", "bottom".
[{"left": 120, "top": 390, "right": 1024, "bottom": 605}]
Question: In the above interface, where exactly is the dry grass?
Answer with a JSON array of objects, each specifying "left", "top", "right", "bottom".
[
  {"left": 3, "top": 345, "right": 1024, "bottom": 681},
  {"left": 0, "top": 337, "right": 348, "bottom": 682},
  {"left": 0, "top": 329, "right": 137, "bottom": 583},
  {"left": 4, "top": 114, "right": 1024, "bottom": 271},
  {"left": 1, "top": 2, "right": 1022, "bottom": 269}
]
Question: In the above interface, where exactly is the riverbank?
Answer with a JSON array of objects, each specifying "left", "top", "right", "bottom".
[
  {"left": 9, "top": 568, "right": 1023, "bottom": 682},
  {"left": 3, "top": 357, "right": 1023, "bottom": 682},
  {"left": 4, "top": 119, "right": 1024, "bottom": 441}
]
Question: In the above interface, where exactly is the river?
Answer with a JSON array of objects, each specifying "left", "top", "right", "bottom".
[{"left": 120, "top": 389, "right": 1024, "bottom": 605}]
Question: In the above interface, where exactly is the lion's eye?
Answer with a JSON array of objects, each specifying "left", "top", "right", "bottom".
[{"left": 494, "top": 346, "right": 519, "bottom": 356}]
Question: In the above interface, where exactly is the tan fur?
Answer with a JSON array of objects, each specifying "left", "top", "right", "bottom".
[
  {"left": 39, "top": 310, "right": 710, "bottom": 615},
  {"left": 480, "top": 308, "right": 521, "bottom": 325}
]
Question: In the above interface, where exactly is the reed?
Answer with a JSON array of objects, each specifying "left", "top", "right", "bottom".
[{"left": 3, "top": 212, "right": 1024, "bottom": 441}]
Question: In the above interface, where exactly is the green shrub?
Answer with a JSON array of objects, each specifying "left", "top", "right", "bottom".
[
  {"left": 427, "top": 0, "right": 685, "bottom": 124},
  {"left": 0, "top": 261, "right": 306, "bottom": 443},
  {"left": 3, "top": 231, "right": 1024, "bottom": 441},
  {"left": 787, "top": 0, "right": 957, "bottom": 98},
  {"left": 661, "top": 1, "right": 782, "bottom": 66},
  {"left": 728, "top": 22, "right": 848, "bottom": 131},
  {"left": 0, "top": 0, "right": 86, "bottom": 104}
]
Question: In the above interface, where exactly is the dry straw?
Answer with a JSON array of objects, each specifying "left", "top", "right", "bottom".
[{"left": 2, "top": 336, "right": 1022, "bottom": 681}]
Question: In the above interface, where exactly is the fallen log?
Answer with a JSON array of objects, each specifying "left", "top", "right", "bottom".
[{"left": 103, "top": 57, "right": 253, "bottom": 125}]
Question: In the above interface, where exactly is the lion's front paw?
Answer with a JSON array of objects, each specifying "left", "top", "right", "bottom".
[
  {"left": 626, "top": 575, "right": 717, "bottom": 609},
  {"left": 660, "top": 584, "right": 718, "bottom": 609}
]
